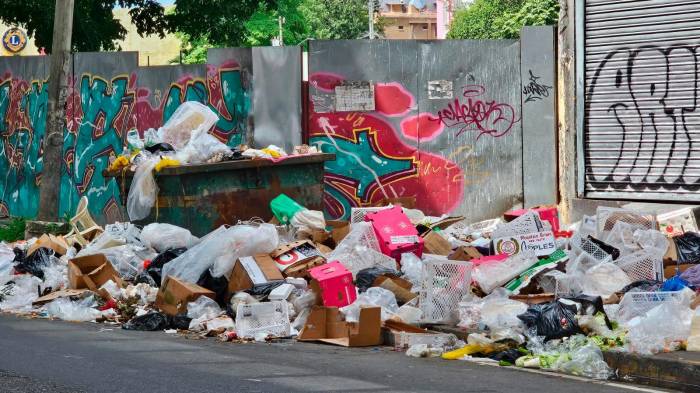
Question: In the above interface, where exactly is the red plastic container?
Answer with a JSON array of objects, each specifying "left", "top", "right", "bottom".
[
  {"left": 365, "top": 206, "right": 424, "bottom": 260},
  {"left": 309, "top": 261, "right": 357, "bottom": 308},
  {"left": 504, "top": 207, "right": 560, "bottom": 233}
]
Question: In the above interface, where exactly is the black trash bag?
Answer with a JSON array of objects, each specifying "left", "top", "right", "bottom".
[
  {"left": 245, "top": 281, "right": 285, "bottom": 300},
  {"left": 517, "top": 300, "right": 580, "bottom": 341},
  {"left": 620, "top": 280, "right": 663, "bottom": 294},
  {"left": 144, "top": 143, "right": 175, "bottom": 154},
  {"left": 168, "top": 314, "right": 192, "bottom": 330},
  {"left": 122, "top": 312, "right": 170, "bottom": 331},
  {"left": 13, "top": 247, "right": 54, "bottom": 280},
  {"left": 133, "top": 271, "right": 158, "bottom": 287},
  {"left": 145, "top": 247, "right": 187, "bottom": 286},
  {"left": 475, "top": 245, "right": 492, "bottom": 256},
  {"left": 674, "top": 232, "right": 700, "bottom": 264},
  {"left": 197, "top": 269, "right": 230, "bottom": 307},
  {"left": 587, "top": 236, "right": 620, "bottom": 261},
  {"left": 489, "top": 349, "right": 524, "bottom": 365},
  {"left": 562, "top": 295, "right": 613, "bottom": 330},
  {"left": 355, "top": 267, "right": 403, "bottom": 292}
]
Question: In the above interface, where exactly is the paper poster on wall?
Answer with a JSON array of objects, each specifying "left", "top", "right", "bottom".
[
  {"left": 335, "top": 81, "right": 375, "bottom": 112},
  {"left": 428, "top": 80, "right": 453, "bottom": 99}
]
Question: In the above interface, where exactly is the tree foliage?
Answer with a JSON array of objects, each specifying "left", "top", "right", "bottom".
[
  {"left": 0, "top": 0, "right": 168, "bottom": 52},
  {"left": 173, "top": 32, "right": 212, "bottom": 64},
  {"left": 447, "top": 0, "right": 558, "bottom": 40},
  {"left": 299, "top": 0, "right": 374, "bottom": 40},
  {"left": 244, "top": 0, "right": 307, "bottom": 46},
  {"left": 169, "top": 0, "right": 276, "bottom": 48}
]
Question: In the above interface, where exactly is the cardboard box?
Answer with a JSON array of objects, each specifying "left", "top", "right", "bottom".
[
  {"left": 374, "top": 275, "right": 417, "bottom": 304},
  {"left": 327, "top": 220, "right": 350, "bottom": 245},
  {"left": 309, "top": 261, "right": 357, "bottom": 308},
  {"left": 298, "top": 306, "right": 382, "bottom": 347},
  {"left": 657, "top": 207, "right": 700, "bottom": 237},
  {"left": 422, "top": 230, "right": 452, "bottom": 256},
  {"left": 377, "top": 196, "right": 416, "bottom": 209},
  {"left": 493, "top": 230, "right": 557, "bottom": 257},
  {"left": 156, "top": 276, "right": 216, "bottom": 316},
  {"left": 32, "top": 289, "right": 91, "bottom": 306},
  {"left": 429, "top": 216, "right": 465, "bottom": 231},
  {"left": 28, "top": 234, "right": 69, "bottom": 256},
  {"left": 228, "top": 254, "right": 284, "bottom": 295},
  {"left": 68, "top": 254, "right": 124, "bottom": 292},
  {"left": 449, "top": 246, "right": 484, "bottom": 261},
  {"left": 270, "top": 240, "right": 326, "bottom": 277},
  {"left": 664, "top": 263, "right": 697, "bottom": 280}
]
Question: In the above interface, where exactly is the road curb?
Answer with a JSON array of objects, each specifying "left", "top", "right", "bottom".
[{"left": 430, "top": 325, "right": 700, "bottom": 392}]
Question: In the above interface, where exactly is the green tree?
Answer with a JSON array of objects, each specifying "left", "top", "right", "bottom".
[
  {"left": 447, "top": 0, "right": 558, "bottom": 40},
  {"left": 172, "top": 33, "right": 212, "bottom": 64},
  {"left": 244, "top": 0, "right": 307, "bottom": 46},
  {"left": 299, "top": 0, "right": 377, "bottom": 40},
  {"left": 169, "top": 0, "right": 276, "bottom": 48},
  {"left": 0, "top": 0, "right": 168, "bottom": 52}
]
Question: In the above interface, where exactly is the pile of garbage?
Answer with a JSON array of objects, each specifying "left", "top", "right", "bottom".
[{"left": 2, "top": 198, "right": 700, "bottom": 381}]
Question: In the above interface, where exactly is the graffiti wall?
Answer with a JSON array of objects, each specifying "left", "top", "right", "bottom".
[
  {"left": 0, "top": 50, "right": 257, "bottom": 223},
  {"left": 308, "top": 39, "right": 532, "bottom": 222}
]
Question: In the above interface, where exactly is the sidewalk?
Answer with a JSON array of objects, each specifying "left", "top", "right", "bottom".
[{"left": 432, "top": 325, "right": 700, "bottom": 393}]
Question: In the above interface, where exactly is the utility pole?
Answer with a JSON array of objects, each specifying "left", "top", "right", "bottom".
[
  {"left": 278, "top": 16, "right": 285, "bottom": 46},
  {"left": 368, "top": 0, "right": 375, "bottom": 40},
  {"left": 38, "top": 0, "right": 74, "bottom": 221}
]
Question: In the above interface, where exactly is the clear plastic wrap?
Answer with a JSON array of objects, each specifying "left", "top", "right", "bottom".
[
  {"left": 140, "top": 223, "right": 199, "bottom": 253},
  {"left": 175, "top": 127, "right": 232, "bottom": 165},
  {"left": 400, "top": 252, "right": 423, "bottom": 289},
  {"left": 159, "top": 101, "right": 219, "bottom": 150},
  {"left": 127, "top": 155, "right": 159, "bottom": 221},
  {"left": 473, "top": 252, "right": 537, "bottom": 294},
  {"left": 626, "top": 297, "right": 694, "bottom": 355},
  {"left": 187, "top": 296, "right": 223, "bottom": 331},
  {"left": 580, "top": 262, "right": 632, "bottom": 297},
  {"left": 0, "top": 275, "right": 42, "bottom": 312},
  {"left": 46, "top": 297, "right": 101, "bottom": 322}
]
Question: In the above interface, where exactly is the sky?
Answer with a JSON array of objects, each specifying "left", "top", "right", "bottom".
[{"left": 158, "top": 0, "right": 175, "bottom": 5}]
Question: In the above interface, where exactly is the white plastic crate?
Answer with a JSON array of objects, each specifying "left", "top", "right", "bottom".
[
  {"left": 235, "top": 300, "right": 291, "bottom": 339},
  {"left": 327, "top": 222, "right": 396, "bottom": 276},
  {"left": 596, "top": 207, "right": 656, "bottom": 238},
  {"left": 394, "top": 331, "right": 458, "bottom": 351},
  {"left": 614, "top": 249, "right": 664, "bottom": 282},
  {"left": 491, "top": 211, "right": 546, "bottom": 239},
  {"left": 617, "top": 291, "right": 685, "bottom": 323},
  {"left": 350, "top": 206, "right": 391, "bottom": 225},
  {"left": 419, "top": 258, "right": 473, "bottom": 324}
]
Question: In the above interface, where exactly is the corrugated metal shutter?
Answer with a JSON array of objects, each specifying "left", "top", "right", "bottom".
[{"left": 584, "top": 0, "right": 700, "bottom": 200}]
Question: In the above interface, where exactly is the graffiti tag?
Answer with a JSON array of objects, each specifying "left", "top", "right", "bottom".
[
  {"left": 436, "top": 85, "right": 519, "bottom": 139},
  {"left": 522, "top": 70, "right": 552, "bottom": 103}
]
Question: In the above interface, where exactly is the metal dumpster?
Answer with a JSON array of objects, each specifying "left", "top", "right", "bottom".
[{"left": 105, "top": 154, "right": 335, "bottom": 237}]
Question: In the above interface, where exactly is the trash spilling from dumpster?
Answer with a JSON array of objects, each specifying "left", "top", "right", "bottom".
[{"left": 2, "top": 102, "right": 699, "bottom": 383}]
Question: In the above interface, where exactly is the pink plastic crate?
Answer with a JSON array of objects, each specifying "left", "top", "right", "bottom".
[
  {"left": 470, "top": 254, "right": 509, "bottom": 267},
  {"left": 365, "top": 206, "right": 424, "bottom": 260},
  {"left": 309, "top": 261, "right": 357, "bottom": 308},
  {"left": 505, "top": 207, "right": 560, "bottom": 233}
]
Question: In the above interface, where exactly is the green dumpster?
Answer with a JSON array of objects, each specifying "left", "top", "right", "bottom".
[{"left": 105, "top": 154, "right": 335, "bottom": 237}]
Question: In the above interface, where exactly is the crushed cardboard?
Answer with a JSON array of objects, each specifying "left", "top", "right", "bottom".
[
  {"left": 32, "top": 289, "right": 92, "bottom": 306},
  {"left": 298, "top": 306, "right": 382, "bottom": 347},
  {"left": 228, "top": 254, "right": 284, "bottom": 296},
  {"left": 68, "top": 254, "right": 124, "bottom": 300},
  {"left": 156, "top": 276, "right": 216, "bottom": 316}
]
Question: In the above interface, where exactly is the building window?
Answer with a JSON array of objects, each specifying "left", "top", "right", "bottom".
[
  {"left": 422, "top": 24, "right": 428, "bottom": 30},
  {"left": 398, "top": 25, "right": 404, "bottom": 30}
]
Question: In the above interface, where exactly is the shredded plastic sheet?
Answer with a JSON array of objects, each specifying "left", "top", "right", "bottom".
[
  {"left": 340, "top": 287, "right": 398, "bottom": 322},
  {"left": 127, "top": 155, "right": 159, "bottom": 221},
  {"left": 46, "top": 296, "right": 102, "bottom": 322}
]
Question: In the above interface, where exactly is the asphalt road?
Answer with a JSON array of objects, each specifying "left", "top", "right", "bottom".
[{"left": 0, "top": 314, "right": 673, "bottom": 393}]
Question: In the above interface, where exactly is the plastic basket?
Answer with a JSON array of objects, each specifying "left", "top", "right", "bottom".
[
  {"left": 492, "top": 211, "right": 546, "bottom": 239},
  {"left": 394, "top": 332, "right": 458, "bottom": 351},
  {"left": 350, "top": 206, "right": 391, "bottom": 225},
  {"left": 235, "top": 301, "right": 291, "bottom": 339},
  {"left": 613, "top": 250, "right": 664, "bottom": 282},
  {"left": 617, "top": 291, "right": 684, "bottom": 323},
  {"left": 569, "top": 232, "right": 611, "bottom": 262},
  {"left": 419, "top": 258, "right": 473, "bottom": 324},
  {"left": 596, "top": 207, "right": 656, "bottom": 238}
]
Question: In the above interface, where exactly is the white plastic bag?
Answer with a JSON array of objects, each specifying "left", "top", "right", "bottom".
[
  {"left": 140, "top": 223, "right": 199, "bottom": 252},
  {"left": 580, "top": 262, "right": 631, "bottom": 297},
  {"left": 187, "top": 296, "right": 222, "bottom": 331},
  {"left": 0, "top": 275, "right": 42, "bottom": 312},
  {"left": 626, "top": 298, "right": 694, "bottom": 355},
  {"left": 159, "top": 101, "right": 219, "bottom": 150},
  {"left": 340, "top": 287, "right": 399, "bottom": 322},
  {"left": 290, "top": 209, "right": 326, "bottom": 231},
  {"left": 473, "top": 252, "right": 537, "bottom": 294},
  {"left": 161, "top": 224, "right": 279, "bottom": 284},
  {"left": 127, "top": 156, "right": 159, "bottom": 221}
]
